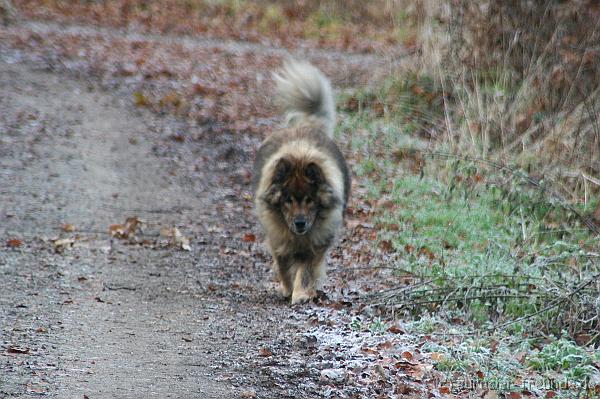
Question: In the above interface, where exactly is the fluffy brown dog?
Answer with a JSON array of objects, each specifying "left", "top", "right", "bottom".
[{"left": 253, "top": 61, "right": 350, "bottom": 304}]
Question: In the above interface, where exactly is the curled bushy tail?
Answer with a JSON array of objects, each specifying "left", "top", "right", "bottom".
[{"left": 273, "top": 60, "right": 336, "bottom": 138}]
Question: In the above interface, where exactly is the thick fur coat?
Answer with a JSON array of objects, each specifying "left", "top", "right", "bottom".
[{"left": 253, "top": 61, "right": 350, "bottom": 304}]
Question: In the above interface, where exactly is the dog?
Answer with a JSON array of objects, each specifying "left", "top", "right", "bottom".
[{"left": 253, "top": 60, "right": 350, "bottom": 304}]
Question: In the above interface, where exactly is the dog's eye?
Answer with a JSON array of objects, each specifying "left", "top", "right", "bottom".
[
  {"left": 284, "top": 196, "right": 292, "bottom": 204},
  {"left": 305, "top": 198, "right": 313, "bottom": 205}
]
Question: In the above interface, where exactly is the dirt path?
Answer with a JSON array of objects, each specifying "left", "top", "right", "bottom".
[
  {"left": 0, "top": 60, "right": 310, "bottom": 398},
  {"left": 20, "top": 20, "right": 405, "bottom": 67}
]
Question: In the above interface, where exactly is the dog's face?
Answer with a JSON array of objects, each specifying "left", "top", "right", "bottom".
[{"left": 262, "top": 157, "right": 336, "bottom": 235}]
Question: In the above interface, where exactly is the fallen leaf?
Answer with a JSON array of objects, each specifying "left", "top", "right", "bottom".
[
  {"left": 388, "top": 322, "right": 406, "bottom": 334},
  {"left": 110, "top": 217, "right": 141, "bottom": 239},
  {"left": 395, "top": 383, "right": 413, "bottom": 395},
  {"left": 242, "top": 233, "right": 256, "bottom": 242},
  {"left": 344, "top": 96, "right": 359, "bottom": 112},
  {"left": 418, "top": 246, "right": 435, "bottom": 260},
  {"left": 442, "top": 240, "right": 455, "bottom": 249},
  {"left": 361, "top": 347, "right": 379, "bottom": 355},
  {"left": 575, "top": 333, "right": 592, "bottom": 346},
  {"left": 375, "top": 198, "right": 395, "bottom": 209},
  {"left": 346, "top": 218, "right": 373, "bottom": 230},
  {"left": 490, "top": 339, "right": 499, "bottom": 353},
  {"left": 430, "top": 352, "right": 445, "bottom": 362},
  {"left": 54, "top": 237, "right": 76, "bottom": 251},
  {"left": 515, "top": 351, "right": 527, "bottom": 364},
  {"left": 508, "top": 392, "right": 521, "bottom": 399},
  {"left": 133, "top": 91, "right": 149, "bottom": 107},
  {"left": 405, "top": 363, "right": 432, "bottom": 381},
  {"left": 61, "top": 223, "right": 75, "bottom": 232},
  {"left": 379, "top": 240, "right": 394, "bottom": 252},
  {"left": 258, "top": 347, "right": 272, "bottom": 357},
  {"left": 7, "top": 347, "right": 29, "bottom": 354},
  {"left": 377, "top": 341, "right": 394, "bottom": 350},
  {"left": 401, "top": 351, "right": 413, "bottom": 361},
  {"left": 170, "top": 132, "right": 185, "bottom": 142},
  {"left": 440, "top": 386, "right": 450, "bottom": 394},
  {"left": 160, "top": 226, "right": 191, "bottom": 251},
  {"left": 372, "top": 101, "right": 384, "bottom": 117},
  {"left": 7, "top": 238, "right": 22, "bottom": 248}
]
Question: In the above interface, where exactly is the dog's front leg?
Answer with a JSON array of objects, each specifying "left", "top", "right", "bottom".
[
  {"left": 275, "top": 256, "right": 294, "bottom": 298},
  {"left": 291, "top": 263, "right": 315, "bottom": 304},
  {"left": 291, "top": 252, "right": 325, "bottom": 304}
]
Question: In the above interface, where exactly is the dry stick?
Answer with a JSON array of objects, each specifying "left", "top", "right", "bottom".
[
  {"left": 489, "top": 271, "right": 600, "bottom": 334},
  {"left": 103, "top": 283, "right": 138, "bottom": 291},
  {"left": 377, "top": 271, "right": 599, "bottom": 337},
  {"left": 383, "top": 282, "right": 539, "bottom": 299},
  {"left": 397, "top": 294, "right": 549, "bottom": 308},
  {"left": 374, "top": 278, "right": 435, "bottom": 298},
  {"left": 419, "top": 273, "right": 598, "bottom": 338}
]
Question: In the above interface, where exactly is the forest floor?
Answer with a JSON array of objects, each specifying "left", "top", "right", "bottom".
[
  {"left": 0, "top": 17, "right": 424, "bottom": 399},
  {"left": 1, "top": 8, "right": 599, "bottom": 399}
]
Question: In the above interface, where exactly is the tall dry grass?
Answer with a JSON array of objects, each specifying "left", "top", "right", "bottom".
[{"left": 416, "top": 0, "right": 600, "bottom": 204}]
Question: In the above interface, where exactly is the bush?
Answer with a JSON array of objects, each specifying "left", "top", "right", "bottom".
[{"left": 417, "top": 0, "right": 600, "bottom": 202}]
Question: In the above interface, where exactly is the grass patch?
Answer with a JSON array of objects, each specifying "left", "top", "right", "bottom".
[
  {"left": 415, "top": 327, "right": 600, "bottom": 397},
  {"left": 337, "top": 68, "right": 600, "bottom": 344},
  {"left": 337, "top": 60, "right": 600, "bottom": 392},
  {"left": 529, "top": 339, "right": 599, "bottom": 381}
]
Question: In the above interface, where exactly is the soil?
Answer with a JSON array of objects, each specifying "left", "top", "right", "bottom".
[
  {"left": 0, "top": 59, "right": 315, "bottom": 398},
  {"left": 0, "top": 17, "right": 421, "bottom": 399}
]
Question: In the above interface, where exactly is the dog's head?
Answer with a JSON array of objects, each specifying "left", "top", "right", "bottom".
[{"left": 262, "top": 157, "right": 337, "bottom": 235}]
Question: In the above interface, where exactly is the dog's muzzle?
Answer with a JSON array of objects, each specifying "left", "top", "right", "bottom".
[{"left": 293, "top": 217, "right": 308, "bottom": 235}]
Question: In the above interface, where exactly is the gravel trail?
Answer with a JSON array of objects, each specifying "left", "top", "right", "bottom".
[{"left": 0, "top": 60, "right": 307, "bottom": 398}]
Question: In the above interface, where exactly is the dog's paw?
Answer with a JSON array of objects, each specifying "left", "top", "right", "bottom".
[
  {"left": 278, "top": 284, "right": 292, "bottom": 298},
  {"left": 291, "top": 290, "right": 315, "bottom": 305}
]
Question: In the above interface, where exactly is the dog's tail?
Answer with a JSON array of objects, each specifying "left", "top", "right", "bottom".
[{"left": 273, "top": 60, "right": 336, "bottom": 138}]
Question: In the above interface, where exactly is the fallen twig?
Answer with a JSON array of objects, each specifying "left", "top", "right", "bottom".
[{"left": 103, "top": 283, "right": 138, "bottom": 291}]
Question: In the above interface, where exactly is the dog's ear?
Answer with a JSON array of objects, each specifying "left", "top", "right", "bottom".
[
  {"left": 272, "top": 157, "right": 292, "bottom": 184},
  {"left": 316, "top": 184, "right": 339, "bottom": 209},
  {"left": 304, "top": 162, "right": 324, "bottom": 184},
  {"left": 261, "top": 183, "right": 282, "bottom": 206}
]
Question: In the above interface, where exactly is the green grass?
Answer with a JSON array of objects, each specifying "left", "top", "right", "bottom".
[
  {"left": 336, "top": 71, "right": 600, "bottom": 394},
  {"left": 338, "top": 73, "right": 599, "bottom": 330},
  {"left": 529, "top": 339, "right": 599, "bottom": 380},
  {"left": 416, "top": 331, "right": 600, "bottom": 398}
]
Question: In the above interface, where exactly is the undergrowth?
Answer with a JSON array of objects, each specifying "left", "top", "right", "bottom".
[
  {"left": 337, "top": 64, "right": 600, "bottom": 395},
  {"left": 339, "top": 99, "right": 599, "bottom": 336}
]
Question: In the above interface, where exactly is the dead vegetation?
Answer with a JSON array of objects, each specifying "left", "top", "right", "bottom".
[
  {"left": 14, "top": 0, "right": 410, "bottom": 53},
  {"left": 416, "top": 0, "right": 600, "bottom": 202},
  {"left": 3, "top": 1, "right": 600, "bottom": 396}
]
